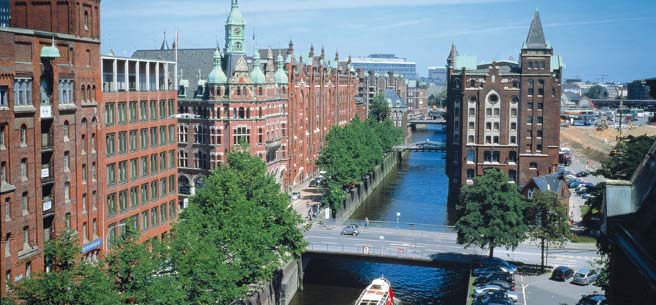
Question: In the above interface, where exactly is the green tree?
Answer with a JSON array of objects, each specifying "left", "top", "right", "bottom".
[
  {"left": 170, "top": 151, "right": 305, "bottom": 304},
  {"left": 369, "top": 94, "right": 390, "bottom": 122},
  {"left": 595, "top": 135, "right": 656, "bottom": 180},
  {"left": 455, "top": 169, "right": 528, "bottom": 258},
  {"left": 583, "top": 85, "right": 609, "bottom": 99},
  {"left": 527, "top": 190, "right": 571, "bottom": 271},
  {"left": 8, "top": 231, "right": 119, "bottom": 305}
]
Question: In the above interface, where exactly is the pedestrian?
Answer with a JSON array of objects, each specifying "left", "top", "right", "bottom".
[{"left": 365, "top": 217, "right": 369, "bottom": 229}]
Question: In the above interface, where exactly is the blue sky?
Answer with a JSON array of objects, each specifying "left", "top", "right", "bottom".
[{"left": 101, "top": 0, "right": 656, "bottom": 82}]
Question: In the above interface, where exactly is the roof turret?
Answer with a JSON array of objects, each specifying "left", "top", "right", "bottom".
[
  {"left": 208, "top": 48, "right": 227, "bottom": 84},
  {"left": 249, "top": 48, "right": 266, "bottom": 84},
  {"left": 274, "top": 51, "right": 288, "bottom": 85},
  {"left": 227, "top": 0, "right": 245, "bottom": 25}
]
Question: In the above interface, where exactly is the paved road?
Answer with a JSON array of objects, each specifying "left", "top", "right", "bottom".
[
  {"left": 304, "top": 225, "right": 598, "bottom": 270},
  {"left": 519, "top": 273, "right": 601, "bottom": 305}
]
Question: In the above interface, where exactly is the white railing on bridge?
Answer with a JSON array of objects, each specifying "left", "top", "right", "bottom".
[
  {"left": 319, "top": 219, "right": 455, "bottom": 233},
  {"left": 305, "top": 243, "right": 478, "bottom": 265}
]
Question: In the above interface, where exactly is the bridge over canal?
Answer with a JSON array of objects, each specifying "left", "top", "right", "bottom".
[
  {"left": 303, "top": 219, "right": 597, "bottom": 269},
  {"left": 393, "top": 140, "right": 446, "bottom": 152}
]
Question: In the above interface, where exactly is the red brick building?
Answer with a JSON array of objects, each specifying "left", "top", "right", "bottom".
[
  {"left": 445, "top": 11, "right": 564, "bottom": 204},
  {"left": 1, "top": 0, "right": 102, "bottom": 295},
  {"left": 135, "top": 0, "right": 358, "bottom": 196},
  {"left": 99, "top": 55, "right": 178, "bottom": 248}
]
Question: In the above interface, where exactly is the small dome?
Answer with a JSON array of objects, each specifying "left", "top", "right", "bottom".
[
  {"left": 208, "top": 48, "right": 227, "bottom": 84},
  {"left": 249, "top": 51, "right": 266, "bottom": 84}
]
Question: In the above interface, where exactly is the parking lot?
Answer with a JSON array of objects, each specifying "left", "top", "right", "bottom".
[{"left": 518, "top": 272, "right": 601, "bottom": 305}]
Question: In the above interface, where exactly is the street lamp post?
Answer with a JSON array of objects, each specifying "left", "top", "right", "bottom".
[
  {"left": 379, "top": 235, "right": 385, "bottom": 255},
  {"left": 105, "top": 222, "right": 127, "bottom": 252},
  {"left": 396, "top": 212, "right": 401, "bottom": 224}
]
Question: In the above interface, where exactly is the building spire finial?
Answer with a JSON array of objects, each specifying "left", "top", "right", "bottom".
[{"left": 525, "top": 10, "right": 547, "bottom": 49}]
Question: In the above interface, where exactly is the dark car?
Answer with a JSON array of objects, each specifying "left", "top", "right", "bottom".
[
  {"left": 473, "top": 265, "right": 513, "bottom": 277},
  {"left": 309, "top": 178, "right": 323, "bottom": 187},
  {"left": 551, "top": 266, "right": 574, "bottom": 281},
  {"left": 340, "top": 224, "right": 359, "bottom": 236},
  {"left": 576, "top": 294, "right": 607, "bottom": 305},
  {"left": 475, "top": 272, "right": 515, "bottom": 286},
  {"left": 576, "top": 171, "right": 590, "bottom": 177},
  {"left": 480, "top": 257, "right": 518, "bottom": 273},
  {"left": 487, "top": 280, "right": 514, "bottom": 291},
  {"left": 472, "top": 295, "right": 513, "bottom": 305}
]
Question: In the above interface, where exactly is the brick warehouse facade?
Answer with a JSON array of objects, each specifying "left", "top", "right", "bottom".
[
  {"left": 445, "top": 11, "right": 563, "bottom": 205},
  {"left": 99, "top": 55, "right": 178, "bottom": 250},
  {"left": 1, "top": 0, "right": 103, "bottom": 294},
  {"left": 134, "top": 0, "right": 358, "bottom": 198}
]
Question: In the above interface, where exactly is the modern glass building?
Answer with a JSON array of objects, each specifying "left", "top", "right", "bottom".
[{"left": 348, "top": 54, "right": 417, "bottom": 80}]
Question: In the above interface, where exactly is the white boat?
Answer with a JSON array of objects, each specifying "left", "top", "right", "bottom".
[{"left": 354, "top": 277, "right": 395, "bottom": 305}]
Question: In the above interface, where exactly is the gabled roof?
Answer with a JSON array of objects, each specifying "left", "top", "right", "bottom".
[
  {"left": 525, "top": 10, "right": 548, "bottom": 49},
  {"left": 384, "top": 88, "right": 406, "bottom": 108},
  {"left": 526, "top": 174, "right": 564, "bottom": 193}
]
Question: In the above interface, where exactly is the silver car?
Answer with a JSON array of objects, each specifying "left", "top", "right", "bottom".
[
  {"left": 340, "top": 224, "right": 359, "bottom": 236},
  {"left": 473, "top": 284, "right": 519, "bottom": 302},
  {"left": 572, "top": 269, "right": 599, "bottom": 285}
]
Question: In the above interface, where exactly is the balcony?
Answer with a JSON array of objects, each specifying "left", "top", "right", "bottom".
[
  {"left": 41, "top": 132, "right": 54, "bottom": 151},
  {"left": 42, "top": 196, "right": 54, "bottom": 216},
  {"left": 41, "top": 163, "right": 54, "bottom": 184}
]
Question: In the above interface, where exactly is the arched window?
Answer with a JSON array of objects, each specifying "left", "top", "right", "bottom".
[
  {"left": 81, "top": 85, "right": 86, "bottom": 101},
  {"left": 454, "top": 78, "right": 461, "bottom": 88},
  {"left": 469, "top": 79, "right": 476, "bottom": 88},
  {"left": 84, "top": 11, "right": 89, "bottom": 30},
  {"left": 20, "top": 124, "right": 27, "bottom": 145},
  {"left": 258, "top": 87, "right": 263, "bottom": 95},
  {"left": 194, "top": 176, "right": 205, "bottom": 190},
  {"left": 86, "top": 85, "right": 91, "bottom": 102},
  {"left": 81, "top": 118, "right": 87, "bottom": 129},
  {"left": 91, "top": 117, "right": 97, "bottom": 128},
  {"left": 488, "top": 93, "right": 499, "bottom": 104},
  {"left": 469, "top": 96, "right": 477, "bottom": 104},
  {"left": 511, "top": 96, "right": 519, "bottom": 104},
  {"left": 91, "top": 85, "right": 96, "bottom": 101},
  {"left": 236, "top": 87, "right": 241, "bottom": 96},
  {"left": 512, "top": 79, "right": 518, "bottom": 88},
  {"left": 258, "top": 107, "right": 263, "bottom": 118},
  {"left": 63, "top": 121, "right": 70, "bottom": 141},
  {"left": 178, "top": 176, "right": 190, "bottom": 194}
]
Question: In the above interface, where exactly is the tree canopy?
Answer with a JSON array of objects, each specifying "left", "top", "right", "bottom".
[
  {"left": 8, "top": 231, "right": 119, "bottom": 305},
  {"left": 527, "top": 190, "right": 570, "bottom": 271},
  {"left": 169, "top": 150, "right": 306, "bottom": 304},
  {"left": 583, "top": 85, "right": 609, "bottom": 99},
  {"left": 595, "top": 135, "right": 656, "bottom": 180},
  {"left": 369, "top": 94, "right": 391, "bottom": 122},
  {"left": 455, "top": 169, "right": 528, "bottom": 258},
  {"left": 317, "top": 117, "right": 403, "bottom": 210}
]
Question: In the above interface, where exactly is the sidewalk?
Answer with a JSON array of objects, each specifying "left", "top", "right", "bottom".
[{"left": 289, "top": 177, "right": 324, "bottom": 221}]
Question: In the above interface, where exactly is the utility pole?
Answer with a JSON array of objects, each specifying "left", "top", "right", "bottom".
[{"left": 615, "top": 86, "right": 624, "bottom": 143}]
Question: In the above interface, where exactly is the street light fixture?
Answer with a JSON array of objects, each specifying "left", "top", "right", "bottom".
[
  {"left": 396, "top": 212, "right": 401, "bottom": 224},
  {"left": 105, "top": 222, "right": 127, "bottom": 251}
]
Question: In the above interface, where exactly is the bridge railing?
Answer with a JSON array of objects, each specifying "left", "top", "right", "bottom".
[
  {"left": 306, "top": 242, "right": 479, "bottom": 264},
  {"left": 318, "top": 219, "right": 455, "bottom": 233}
]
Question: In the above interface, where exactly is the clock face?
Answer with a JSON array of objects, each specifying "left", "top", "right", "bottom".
[
  {"left": 234, "top": 28, "right": 241, "bottom": 34},
  {"left": 234, "top": 42, "right": 242, "bottom": 50}
]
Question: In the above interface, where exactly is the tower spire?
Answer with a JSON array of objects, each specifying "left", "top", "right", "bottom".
[{"left": 525, "top": 10, "right": 547, "bottom": 49}]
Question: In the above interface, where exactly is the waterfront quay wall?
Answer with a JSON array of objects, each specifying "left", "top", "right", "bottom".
[
  {"left": 335, "top": 150, "right": 408, "bottom": 220},
  {"left": 235, "top": 259, "right": 301, "bottom": 305}
]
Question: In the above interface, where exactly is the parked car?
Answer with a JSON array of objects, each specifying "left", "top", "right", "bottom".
[
  {"left": 475, "top": 289, "right": 519, "bottom": 303},
  {"left": 572, "top": 269, "right": 599, "bottom": 285},
  {"left": 551, "top": 266, "right": 574, "bottom": 281},
  {"left": 486, "top": 280, "right": 514, "bottom": 291},
  {"left": 474, "top": 285, "right": 518, "bottom": 301},
  {"left": 309, "top": 177, "right": 324, "bottom": 187},
  {"left": 480, "top": 257, "right": 518, "bottom": 273},
  {"left": 576, "top": 294, "right": 607, "bottom": 305},
  {"left": 473, "top": 265, "right": 513, "bottom": 277},
  {"left": 472, "top": 295, "right": 513, "bottom": 305},
  {"left": 291, "top": 192, "right": 301, "bottom": 200},
  {"left": 576, "top": 171, "right": 590, "bottom": 177},
  {"left": 568, "top": 180, "right": 582, "bottom": 188},
  {"left": 581, "top": 193, "right": 591, "bottom": 199},
  {"left": 475, "top": 272, "right": 515, "bottom": 286},
  {"left": 340, "top": 224, "right": 359, "bottom": 236},
  {"left": 576, "top": 186, "right": 590, "bottom": 195}
]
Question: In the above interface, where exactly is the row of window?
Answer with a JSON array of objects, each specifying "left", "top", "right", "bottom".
[
  {"left": 466, "top": 168, "right": 518, "bottom": 181},
  {"left": 105, "top": 126, "right": 175, "bottom": 156},
  {"left": 106, "top": 151, "right": 176, "bottom": 187},
  {"left": 105, "top": 100, "right": 175, "bottom": 126},
  {"left": 107, "top": 201, "right": 177, "bottom": 241},
  {"left": 106, "top": 176, "right": 176, "bottom": 218}
]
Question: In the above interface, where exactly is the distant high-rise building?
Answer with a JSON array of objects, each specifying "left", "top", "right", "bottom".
[
  {"left": 627, "top": 80, "right": 652, "bottom": 100},
  {"left": 347, "top": 54, "right": 417, "bottom": 80},
  {"left": 428, "top": 66, "right": 447, "bottom": 85},
  {"left": 0, "top": 0, "right": 9, "bottom": 27}
]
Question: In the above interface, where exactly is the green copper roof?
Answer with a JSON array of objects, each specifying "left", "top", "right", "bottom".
[
  {"left": 40, "top": 38, "right": 60, "bottom": 58},
  {"left": 274, "top": 53, "right": 288, "bottom": 84},
  {"left": 208, "top": 49, "right": 227, "bottom": 84},
  {"left": 249, "top": 51, "right": 266, "bottom": 84},
  {"left": 550, "top": 55, "right": 565, "bottom": 72},
  {"left": 227, "top": 0, "right": 245, "bottom": 25}
]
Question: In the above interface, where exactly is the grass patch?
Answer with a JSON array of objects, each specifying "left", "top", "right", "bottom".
[
  {"left": 466, "top": 274, "right": 476, "bottom": 305},
  {"left": 570, "top": 234, "right": 597, "bottom": 243}
]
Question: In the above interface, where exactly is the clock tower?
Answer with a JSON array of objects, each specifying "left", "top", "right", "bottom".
[{"left": 225, "top": 0, "right": 246, "bottom": 55}]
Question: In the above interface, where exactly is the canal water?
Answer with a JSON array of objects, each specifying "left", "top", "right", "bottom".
[{"left": 290, "top": 125, "right": 470, "bottom": 305}]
